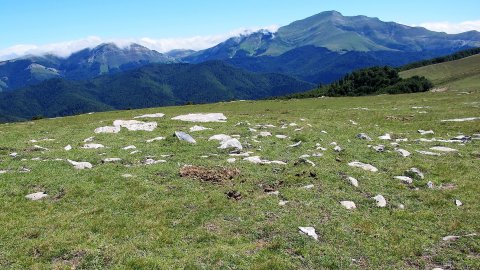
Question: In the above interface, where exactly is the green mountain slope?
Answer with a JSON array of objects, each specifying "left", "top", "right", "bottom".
[
  {"left": 0, "top": 61, "right": 314, "bottom": 121},
  {"left": 184, "top": 10, "right": 480, "bottom": 62},
  {"left": 400, "top": 54, "right": 480, "bottom": 91}
]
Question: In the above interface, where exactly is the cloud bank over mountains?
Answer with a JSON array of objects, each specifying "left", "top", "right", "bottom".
[
  {"left": 0, "top": 25, "right": 279, "bottom": 61},
  {"left": 1, "top": 20, "right": 479, "bottom": 61}
]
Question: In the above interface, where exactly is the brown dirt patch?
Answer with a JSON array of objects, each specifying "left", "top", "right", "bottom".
[{"left": 180, "top": 166, "right": 240, "bottom": 183}]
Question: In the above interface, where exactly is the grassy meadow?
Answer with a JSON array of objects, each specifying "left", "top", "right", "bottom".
[{"left": 0, "top": 87, "right": 479, "bottom": 269}]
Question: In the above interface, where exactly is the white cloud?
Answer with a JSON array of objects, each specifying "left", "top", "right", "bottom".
[
  {"left": 0, "top": 25, "right": 280, "bottom": 61},
  {"left": 418, "top": 20, "right": 480, "bottom": 34}
]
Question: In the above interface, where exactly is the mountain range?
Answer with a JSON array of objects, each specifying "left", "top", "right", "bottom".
[
  {"left": 2, "top": 11, "right": 480, "bottom": 92},
  {"left": 0, "top": 10, "right": 479, "bottom": 121}
]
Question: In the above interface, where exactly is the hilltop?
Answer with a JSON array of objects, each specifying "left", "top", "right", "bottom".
[{"left": 400, "top": 53, "right": 480, "bottom": 92}]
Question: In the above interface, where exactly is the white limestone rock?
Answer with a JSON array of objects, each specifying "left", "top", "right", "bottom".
[
  {"left": 113, "top": 120, "right": 157, "bottom": 131},
  {"left": 171, "top": 113, "right": 227, "bottom": 122},
  {"left": 356, "top": 133, "right": 372, "bottom": 141},
  {"left": 394, "top": 176, "right": 413, "bottom": 184},
  {"left": 347, "top": 176, "right": 359, "bottom": 187},
  {"left": 441, "top": 117, "right": 480, "bottom": 122},
  {"left": 430, "top": 146, "right": 458, "bottom": 152},
  {"left": 189, "top": 125, "right": 211, "bottom": 132},
  {"left": 340, "top": 201, "right": 356, "bottom": 210},
  {"left": 94, "top": 126, "right": 121, "bottom": 134},
  {"left": 82, "top": 143, "right": 104, "bottom": 149},
  {"left": 134, "top": 113, "right": 165, "bottom": 119},
  {"left": 298, "top": 227, "right": 318, "bottom": 240},
  {"left": 373, "top": 195, "right": 387, "bottom": 207},
  {"left": 175, "top": 131, "right": 196, "bottom": 144},
  {"left": 25, "top": 192, "right": 48, "bottom": 201},
  {"left": 416, "top": 150, "right": 441, "bottom": 156},
  {"left": 64, "top": 145, "right": 72, "bottom": 151},
  {"left": 219, "top": 138, "right": 243, "bottom": 150},
  {"left": 67, "top": 159, "right": 92, "bottom": 170},
  {"left": 348, "top": 161, "right": 378, "bottom": 172},
  {"left": 418, "top": 130, "right": 434, "bottom": 135},
  {"left": 378, "top": 133, "right": 392, "bottom": 140},
  {"left": 146, "top": 137, "right": 165, "bottom": 143},
  {"left": 395, "top": 148, "right": 411, "bottom": 157}
]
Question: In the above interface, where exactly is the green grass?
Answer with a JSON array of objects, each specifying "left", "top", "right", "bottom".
[
  {"left": 0, "top": 88, "right": 479, "bottom": 269},
  {"left": 400, "top": 54, "right": 480, "bottom": 91}
]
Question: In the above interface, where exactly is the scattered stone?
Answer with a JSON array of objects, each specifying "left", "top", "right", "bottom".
[
  {"left": 346, "top": 176, "right": 359, "bottom": 187},
  {"left": 430, "top": 146, "right": 458, "bottom": 152},
  {"left": 122, "top": 174, "right": 133, "bottom": 178},
  {"left": 455, "top": 199, "right": 463, "bottom": 206},
  {"left": 113, "top": 120, "right": 157, "bottom": 131},
  {"left": 301, "top": 184, "right": 314, "bottom": 189},
  {"left": 67, "top": 159, "right": 92, "bottom": 170},
  {"left": 298, "top": 227, "right": 318, "bottom": 240},
  {"left": 172, "top": 113, "right": 227, "bottom": 122},
  {"left": 394, "top": 176, "right": 413, "bottom": 184},
  {"left": 349, "top": 120, "right": 358, "bottom": 125},
  {"left": 416, "top": 150, "right": 441, "bottom": 156},
  {"left": 146, "top": 137, "right": 165, "bottom": 143},
  {"left": 64, "top": 145, "right": 72, "bottom": 151},
  {"left": 25, "top": 192, "right": 48, "bottom": 201},
  {"left": 189, "top": 125, "right": 211, "bottom": 132},
  {"left": 398, "top": 204, "right": 405, "bottom": 209},
  {"left": 227, "top": 158, "right": 236, "bottom": 163},
  {"left": 378, "top": 133, "right": 392, "bottom": 140},
  {"left": 441, "top": 117, "right": 480, "bottom": 122},
  {"left": 83, "top": 136, "right": 95, "bottom": 142},
  {"left": 94, "top": 126, "right": 121, "bottom": 134},
  {"left": 243, "top": 156, "right": 286, "bottom": 165},
  {"left": 9, "top": 152, "right": 18, "bottom": 157},
  {"left": 259, "top": 131, "right": 272, "bottom": 137},
  {"left": 348, "top": 161, "right": 378, "bottom": 172},
  {"left": 373, "top": 145, "right": 385, "bottom": 152},
  {"left": 33, "top": 145, "right": 49, "bottom": 151},
  {"left": 356, "top": 133, "right": 372, "bottom": 141},
  {"left": 102, "top": 158, "right": 122, "bottom": 163},
  {"left": 418, "top": 130, "right": 434, "bottom": 135},
  {"left": 340, "top": 201, "right": 356, "bottom": 210},
  {"left": 0, "top": 170, "right": 7, "bottom": 174},
  {"left": 427, "top": 181, "right": 434, "bottom": 189},
  {"left": 289, "top": 141, "right": 302, "bottom": 147},
  {"left": 134, "top": 113, "right": 165, "bottom": 119},
  {"left": 278, "top": 200, "right": 289, "bottom": 206},
  {"left": 395, "top": 148, "right": 411, "bottom": 157},
  {"left": 449, "top": 135, "right": 471, "bottom": 143},
  {"left": 122, "top": 145, "right": 136, "bottom": 150},
  {"left": 312, "top": 153, "right": 323, "bottom": 157},
  {"left": 334, "top": 145, "right": 342, "bottom": 152},
  {"left": 142, "top": 158, "right": 166, "bottom": 165},
  {"left": 373, "top": 195, "right": 387, "bottom": 207},
  {"left": 219, "top": 139, "right": 243, "bottom": 150},
  {"left": 209, "top": 134, "right": 232, "bottom": 142},
  {"left": 275, "top": 135, "right": 288, "bottom": 139},
  {"left": 405, "top": 168, "right": 424, "bottom": 179},
  {"left": 82, "top": 143, "right": 104, "bottom": 149},
  {"left": 442, "top": 235, "right": 460, "bottom": 241}
]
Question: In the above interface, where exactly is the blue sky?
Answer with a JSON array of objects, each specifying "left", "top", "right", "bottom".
[{"left": 1, "top": 0, "right": 479, "bottom": 59}]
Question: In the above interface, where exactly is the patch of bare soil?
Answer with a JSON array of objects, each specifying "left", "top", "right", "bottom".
[{"left": 180, "top": 166, "right": 240, "bottom": 183}]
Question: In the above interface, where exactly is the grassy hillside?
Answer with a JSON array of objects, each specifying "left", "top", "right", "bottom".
[
  {"left": 0, "top": 61, "right": 313, "bottom": 122},
  {"left": 400, "top": 54, "right": 480, "bottom": 91},
  {"left": 0, "top": 85, "right": 479, "bottom": 269}
]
